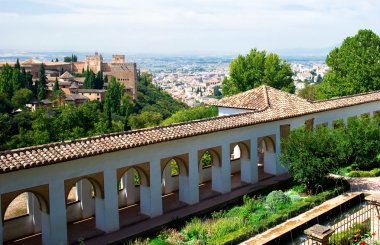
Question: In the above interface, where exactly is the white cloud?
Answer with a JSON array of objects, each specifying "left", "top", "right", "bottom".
[{"left": 0, "top": 0, "right": 379, "bottom": 55}]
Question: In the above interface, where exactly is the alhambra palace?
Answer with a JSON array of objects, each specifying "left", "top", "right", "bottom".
[
  {"left": 1, "top": 85, "right": 380, "bottom": 244},
  {"left": 0, "top": 52, "right": 138, "bottom": 105}
]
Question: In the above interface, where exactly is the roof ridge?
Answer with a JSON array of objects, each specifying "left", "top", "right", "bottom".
[
  {"left": 312, "top": 90, "right": 380, "bottom": 103},
  {"left": 262, "top": 85, "right": 270, "bottom": 109}
]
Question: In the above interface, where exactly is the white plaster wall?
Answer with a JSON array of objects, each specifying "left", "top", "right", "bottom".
[
  {"left": 264, "top": 153, "right": 277, "bottom": 175},
  {"left": 218, "top": 107, "right": 251, "bottom": 116}
]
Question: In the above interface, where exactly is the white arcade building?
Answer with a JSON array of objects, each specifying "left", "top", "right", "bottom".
[{"left": 1, "top": 85, "right": 380, "bottom": 245}]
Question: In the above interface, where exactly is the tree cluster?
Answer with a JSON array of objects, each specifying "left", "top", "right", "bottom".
[
  {"left": 83, "top": 70, "right": 105, "bottom": 89},
  {"left": 300, "top": 29, "right": 380, "bottom": 100},
  {"left": 0, "top": 60, "right": 34, "bottom": 112},
  {"left": 280, "top": 116, "right": 380, "bottom": 192},
  {"left": 0, "top": 101, "right": 124, "bottom": 150},
  {"left": 161, "top": 105, "right": 218, "bottom": 125},
  {"left": 63, "top": 54, "right": 78, "bottom": 62},
  {"left": 222, "top": 48, "right": 294, "bottom": 96}
]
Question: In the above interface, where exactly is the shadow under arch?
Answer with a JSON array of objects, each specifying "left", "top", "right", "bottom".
[
  {"left": 2, "top": 191, "right": 49, "bottom": 220},
  {"left": 260, "top": 136, "right": 276, "bottom": 153},
  {"left": 119, "top": 166, "right": 149, "bottom": 187},
  {"left": 161, "top": 157, "right": 188, "bottom": 176},
  {"left": 65, "top": 177, "right": 103, "bottom": 203},
  {"left": 198, "top": 149, "right": 221, "bottom": 168}
]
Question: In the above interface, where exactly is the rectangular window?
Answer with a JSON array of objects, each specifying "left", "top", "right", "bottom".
[
  {"left": 280, "top": 124, "right": 291, "bottom": 151},
  {"left": 305, "top": 118, "right": 314, "bottom": 131}
]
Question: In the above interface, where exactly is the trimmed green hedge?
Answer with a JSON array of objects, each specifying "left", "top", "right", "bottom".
[{"left": 348, "top": 167, "right": 380, "bottom": 177}]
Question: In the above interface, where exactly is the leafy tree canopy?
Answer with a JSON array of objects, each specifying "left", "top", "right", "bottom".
[
  {"left": 222, "top": 48, "right": 294, "bottom": 96},
  {"left": 317, "top": 29, "right": 380, "bottom": 99},
  {"left": 161, "top": 105, "right": 218, "bottom": 125}
]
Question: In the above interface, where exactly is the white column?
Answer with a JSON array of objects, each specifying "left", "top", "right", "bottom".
[
  {"left": 241, "top": 138, "right": 259, "bottom": 183},
  {"left": 79, "top": 180, "right": 94, "bottom": 219},
  {"left": 95, "top": 169, "right": 119, "bottom": 233},
  {"left": 29, "top": 193, "right": 42, "bottom": 233},
  {"left": 0, "top": 197, "right": 3, "bottom": 245},
  {"left": 212, "top": 143, "right": 231, "bottom": 193},
  {"left": 125, "top": 170, "right": 139, "bottom": 205},
  {"left": 46, "top": 179, "right": 68, "bottom": 245},
  {"left": 141, "top": 159, "right": 163, "bottom": 217},
  {"left": 179, "top": 149, "right": 199, "bottom": 204}
]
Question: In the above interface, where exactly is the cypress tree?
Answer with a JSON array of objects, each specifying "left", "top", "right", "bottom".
[
  {"left": 53, "top": 78, "right": 59, "bottom": 92},
  {"left": 0, "top": 64, "right": 13, "bottom": 98},
  {"left": 95, "top": 71, "right": 104, "bottom": 89},
  {"left": 11, "top": 67, "right": 21, "bottom": 93},
  {"left": 15, "top": 59, "right": 21, "bottom": 70},
  {"left": 37, "top": 63, "right": 47, "bottom": 100}
]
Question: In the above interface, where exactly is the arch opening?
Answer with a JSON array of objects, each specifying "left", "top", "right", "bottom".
[
  {"left": 258, "top": 135, "right": 277, "bottom": 177},
  {"left": 3, "top": 191, "right": 47, "bottom": 243}
]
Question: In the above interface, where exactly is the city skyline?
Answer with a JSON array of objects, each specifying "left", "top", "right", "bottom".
[{"left": 1, "top": 0, "right": 379, "bottom": 55}]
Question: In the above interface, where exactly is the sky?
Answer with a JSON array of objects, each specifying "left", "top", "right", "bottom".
[{"left": 0, "top": 0, "right": 379, "bottom": 56}]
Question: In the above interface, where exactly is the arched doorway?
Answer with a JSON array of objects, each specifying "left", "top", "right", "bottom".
[
  {"left": 118, "top": 166, "right": 150, "bottom": 227},
  {"left": 198, "top": 149, "right": 222, "bottom": 199},
  {"left": 161, "top": 157, "right": 188, "bottom": 212},
  {"left": 230, "top": 142, "right": 251, "bottom": 187},
  {"left": 258, "top": 135, "right": 276, "bottom": 176},
  {"left": 2, "top": 191, "right": 48, "bottom": 244},
  {"left": 65, "top": 177, "right": 103, "bottom": 243}
]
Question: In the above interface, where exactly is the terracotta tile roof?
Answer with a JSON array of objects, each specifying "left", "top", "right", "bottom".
[
  {"left": 208, "top": 85, "right": 269, "bottom": 111},
  {"left": 59, "top": 71, "right": 74, "bottom": 79},
  {"left": 1, "top": 86, "right": 380, "bottom": 174}
]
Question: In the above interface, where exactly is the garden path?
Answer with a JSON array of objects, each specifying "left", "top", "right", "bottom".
[{"left": 329, "top": 174, "right": 380, "bottom": 194}]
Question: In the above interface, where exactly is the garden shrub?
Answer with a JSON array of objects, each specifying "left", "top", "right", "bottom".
[
  {"left": 371, "top": 168, "right": 380, "bottom": 176},
  {"left": 265, "top": 190, "right": 291, "bottom": 211},
  {"left": 348, "top": 170, "right": 375, "bottom": 177},
  {"left": 181, "top": 218, "right": 207, "bottom": 242},
  {"left": 348, "top": 167, "right": 380, "bottom": 177}
]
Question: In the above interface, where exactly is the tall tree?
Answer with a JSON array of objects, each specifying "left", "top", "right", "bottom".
[
  {"left": 11, "top": 66, "right": 22, "bottom": 92},
  {"left": 83, "top": 70, "right": 96, "bottom": 89},
  {"left": 222, "top": 48, "right": 294, "bottom": 96},
  {"left": 15, "top": 59, "right": 21, "bottom": 70},
  {"left": 0, "top": 64, "right": 13, "bottom": 98},
  {"left": 95, "top": 71, "right": 104, "bottom": 89},
  {"left": 37, "top": 63, "right": 47, "bottom": 100},
  {"left": 317, "top": 29, "right": 380, "bottom": 99},
  {"left": 104, "top": 76, "right": 124, "bottom": 114},
  {"left": 53, "top": 78, "right": 59, "bottom": 93}
]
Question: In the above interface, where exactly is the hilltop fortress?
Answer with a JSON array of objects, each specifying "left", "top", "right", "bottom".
[{"left": 0, "top": 52, "right": 138, "bottom": 100}]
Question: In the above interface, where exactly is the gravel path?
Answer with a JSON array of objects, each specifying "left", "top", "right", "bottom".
[{"left": 329, "top": 174, "right": 380, "bottom": 194}]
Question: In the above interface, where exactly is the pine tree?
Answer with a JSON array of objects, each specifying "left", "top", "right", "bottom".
[
  {"left": 55, "top": 58, "right": 59, "bottom": 62},
  {"left": 37, "top": 64, "right": 47, "bottom": 100}
]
